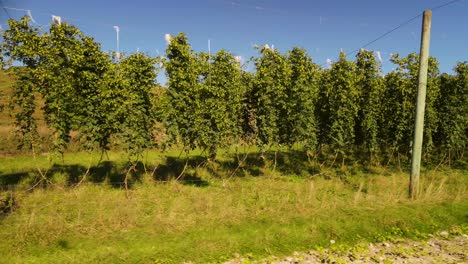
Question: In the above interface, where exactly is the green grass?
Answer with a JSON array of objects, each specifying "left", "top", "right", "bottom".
[{"left": 0, "top": 150, "right": 467, "bottom": 263}]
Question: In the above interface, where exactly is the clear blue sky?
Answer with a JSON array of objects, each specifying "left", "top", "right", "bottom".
[{"left": 1, "top": 0, "right": 467, "bottom": 79}]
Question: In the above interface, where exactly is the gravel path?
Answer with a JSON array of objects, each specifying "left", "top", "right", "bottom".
[{"left": 225, "top": 232, "right": 468, "bottom": 263}]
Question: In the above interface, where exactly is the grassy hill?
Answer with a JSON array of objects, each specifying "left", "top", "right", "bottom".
[
  {"left": 0, "top": 70, "right": 50, "bottom": 153},
  {"left": 0, "top": 70, "right": 47, "bottom": 126},
  {"left": 0, "top": 70, "right": 17, "bottom": 153},
  {"left": 0, "top": 70, "right": 13, "bottom": 126}
]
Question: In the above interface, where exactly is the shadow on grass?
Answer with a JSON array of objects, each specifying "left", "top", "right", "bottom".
[
  {"left": 0, "top": 158, "right": 213, "bottom": 189},
  {"left": 0, "top": 146, "right": 403, "bottom": 191},
  {"left": 51, "top": 161, "right": 147, "bottom": 188},
  {"left": 0, "top": 191, "right": 18, "bottom": 219},
  {"left": 0, "top": 149, "right": 363, "bottom": 192},
  {"left": 154, "top": 156, "right": 210, "bottom": 187},
  {"left": 0, "top": 171, "right": 30, "bottom": 189},
  {"left": 0, "top": 161, "right": 145, "bottom": 190},
  {"left": 152, "top": 149, "right": 321, "bottom": 185},
  {"left": 3, "top": 148, "right": 459, "bottom": 191}
]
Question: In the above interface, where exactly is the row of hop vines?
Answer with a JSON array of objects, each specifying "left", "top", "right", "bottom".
[
  {"left": 164, "top": 33, "right": 466, "bottom": 165},
  {"left": 1, "top": 16, "right": 467, "bottom": 170}
]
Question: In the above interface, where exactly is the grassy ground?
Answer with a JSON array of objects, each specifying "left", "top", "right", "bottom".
[{"left": 0, "top": 150, "right": 467, "bottom": 263}]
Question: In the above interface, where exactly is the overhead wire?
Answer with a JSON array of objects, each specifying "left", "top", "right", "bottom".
[
  {"left": 1, "top": 6, "right": 44, "bottom": 27},
  {"left": 1, "top": 6, "right": 11, "bottom": 19},
  {"left": 0, "top": 0, "right": 465, "bottom": 67},
  {"left": 345, "top": 14, "right": 422, "bottom": 59},
  {"left": 431, "top": 0, "right": 464, "bottom": 10},
  {"left": 321, "top": 0, "right": 465, "bottom": 67},
  {"left": 0, "top": 6, "right": 115, "bottom": 29}
]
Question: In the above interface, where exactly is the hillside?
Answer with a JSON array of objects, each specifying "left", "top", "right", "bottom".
[
  {"left": 0, "top": 70, "right": 13, "bottom": 126},
  {"left": 0, "top": 70, "right": 51, "bottom": 153}
]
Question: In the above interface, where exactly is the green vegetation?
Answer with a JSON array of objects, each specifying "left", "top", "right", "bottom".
[
  {"left": 0, "top": 16, "right": 467, "bottom": 264},
  {"left": 1, "top": 16, "right": 467, "bottom": 164},
  {"left": 0, "top": 150, "right": 467, "bottom": 263}
]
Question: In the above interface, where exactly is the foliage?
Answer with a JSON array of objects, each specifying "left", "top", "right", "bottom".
[
  {"left": 116, "top": 53, "right": 159, "bottom": 158},
  {"left": 41, "top": 22, "right": 114, "bottom": 153},
  {"left": 240, "top": 71, "right": 257, "bottom": 143},
  {"left": 320, "top": 51, "right": 360, "bottom": 156},
  {"left": 382, "top": 53, "right": 440, "bottom": 157},
  {"left": 0, "top": 17, "right": 160, "bottom": 161},
  {"left": 164, "top": 33, "right": 203, "bottom": 151},
  {"left": 66, "top": 34, "right": 113, "bottom": 152},
  {"left": 252, "top": 46, "right": 291, "bottom": 147},
  {"left": 0, "top": 17, "right": 43, "bottom": 150},
  {"left": 203, "top": 49, "right": 244, "bottom": 155},
  {"left": 355, "top": 50, "right": 384, "bottom": 159},
  {"left": 165, "top": 36, "right": 245, "bottom": 157},
  {"left": 0, "top": 17, "right": 114, "bottom": 154},
  {"left": 1, "top": 17, "right": 466, "bottom": 165},
  {"left": 435, "top": 62, "right": 468, "bottom": 159},
  {"left": 285, "top": 47, "right": 320, "bottom": 149}
]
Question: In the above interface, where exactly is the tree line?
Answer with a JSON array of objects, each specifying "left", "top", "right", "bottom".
[{"left": 1, "top": 16, "right": 466, "bottom": 167}]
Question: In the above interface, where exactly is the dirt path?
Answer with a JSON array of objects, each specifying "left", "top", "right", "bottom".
[{"left": 226, "top": 232, "right": 468, "bottom": 263}]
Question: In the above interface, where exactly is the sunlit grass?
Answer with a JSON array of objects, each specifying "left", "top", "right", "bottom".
[{"left": 0, "top": 149, "right": 467, "bottom": 263}]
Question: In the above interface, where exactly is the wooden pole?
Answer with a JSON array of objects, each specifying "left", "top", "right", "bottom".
[{"left": 410, "top": 10, "right": 432, "bottom": 199}]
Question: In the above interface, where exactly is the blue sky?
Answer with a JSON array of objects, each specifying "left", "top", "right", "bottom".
[{"left": 1, "top": 0, "right": 467, "bottom": 81}]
